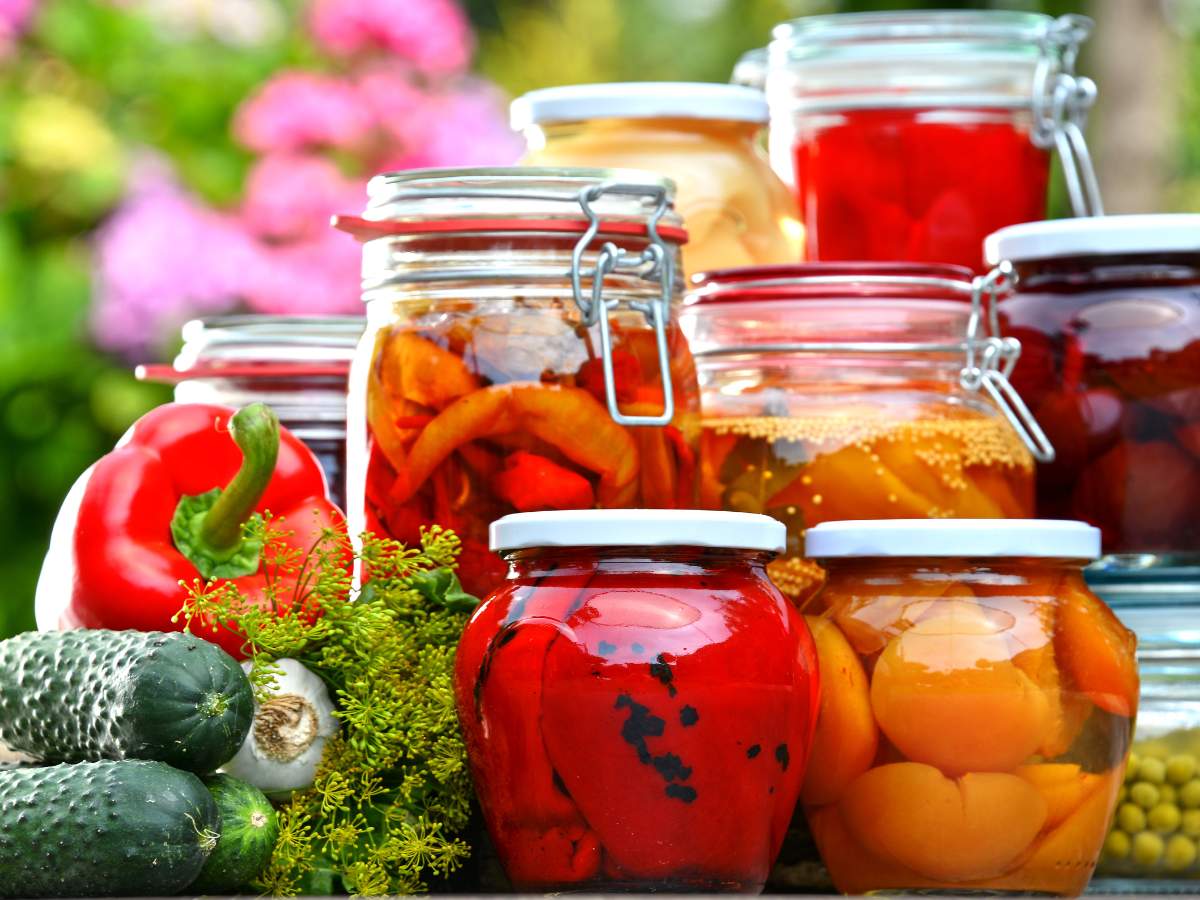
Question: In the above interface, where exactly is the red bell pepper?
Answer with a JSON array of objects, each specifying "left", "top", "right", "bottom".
[{"left": 36, "top": 402, "right": 345, "bottom": 658}]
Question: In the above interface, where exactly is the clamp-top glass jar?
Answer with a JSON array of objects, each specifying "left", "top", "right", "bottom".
[
  {"left": 338, "top": 168, "right": 700, "bottom": 598},
  {"left": 512, "top": 83, "right": 801, "bottom": 278},
  {"left": 763, "top": 11, "right": 1100, "bottom": 270},
  {"left": 681, "top": 264, "right": 1049, "bottom": 604},
  {"left": 136, "top": 314, "right": 363, "bottom": 509}
]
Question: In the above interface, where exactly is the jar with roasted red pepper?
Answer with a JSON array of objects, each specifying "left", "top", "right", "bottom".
[
  {"left": 454, "top": 509, "right": 820, "bottom": 892},
  {"left": 989, "top": 215, "right": 1200, "bottom": 589},
  {"left": 802, "top": 519, "right": 1135, "bottom": 896},
  {"left": 680, "top": 263, "right": 1049, "bottom": 605},
  {"left": 761, "top": 10, "right": 1101, "bottom": 271},
  {"left": 338, "top": 168, "right": 700, "bottom": 598}
]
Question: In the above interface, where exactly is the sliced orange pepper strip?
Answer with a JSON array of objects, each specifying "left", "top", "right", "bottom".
[
  {"left": 390, "top": 383, "right": 639, "bottom": 507},
  {"left": 380, "top": 330, "right": 477, "bottom": 409}
]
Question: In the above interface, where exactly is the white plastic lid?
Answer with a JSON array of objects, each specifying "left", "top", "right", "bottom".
[
  {"left": 805, "top": 519, "right": 1100, "bottom": 560},
  {"left": 510, "top": 82, "right": 769, "bottom": 129},
  {"left": 490, "top": 510, "right": 786, "bottom": 553},
  {"left": 985, "top": 215, "right": 1200, "bottom": 264}
]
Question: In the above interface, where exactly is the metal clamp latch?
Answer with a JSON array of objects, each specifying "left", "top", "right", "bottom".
[
  {"left": 570, "top": 182, "right": 676, "bottom": 427},
  {"left": 964, "top": 266, "right": 1056, "bottom": 463},
  {"left": 1032, "top": 14, "right": 1104, "bottom": 218}
]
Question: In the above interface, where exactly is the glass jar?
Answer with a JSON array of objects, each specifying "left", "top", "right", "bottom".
[
  {"left": 763, "top": 11, "right": 1100, "bottom": 270},
  {"left": 803, "top": 519, "right": 1135, "bottom": 896},
  {"left": 680, "top": 263, "right": 1046, "bottom": 604},
  {"left": 1095, "top": 593, "right": 1200, "bottom": 886},
  {"left": 989, "top": 215, "right": 1200, "bottom": 589},
  {"left": 136, "top": 314, "right": 363, "bottom": 510},
  {"left": 454, "top": 509, "right": 820, "bottom": 893},
  {"left": 338, "top": 168, "right": 701, "bottom": 598},
  {"left": 512, "top": 83, "right": 801, "bottom": 278}
]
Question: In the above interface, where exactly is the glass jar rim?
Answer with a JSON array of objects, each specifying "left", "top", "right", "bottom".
[
  {"left": 807, "top": 518, "right": 1100, "bottom": 560},
  {"left": 772, "top": 10, "right": 1074, "bottom": 51},
  {"left": 511, "top": 82, "right": 768, "bottom": 128},
  {"left": 686, "top": 262, "right": 975, "bottom": 305},
  {"left": 490, "top": 510, "right": 785, "bottom": 553}
]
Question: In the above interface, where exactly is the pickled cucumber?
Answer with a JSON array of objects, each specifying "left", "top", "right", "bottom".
[{"left": 1100, "top": 731, "right": 1200, "bottom": 879}]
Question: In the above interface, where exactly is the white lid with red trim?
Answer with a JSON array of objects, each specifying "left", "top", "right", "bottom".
[
  {"left": 806, "top": 519, "right": 1100, "bottom": 559},
  {"left": 511, "top": 82, "right": 768, "bottom": 128},
  {"left": 985, "top": 214, "right": 1200, "bottom": 264}
]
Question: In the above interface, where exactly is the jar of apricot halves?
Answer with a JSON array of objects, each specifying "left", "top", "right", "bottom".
[{"left": 801, "top": 519, "right": 1137, "bottom": 896}]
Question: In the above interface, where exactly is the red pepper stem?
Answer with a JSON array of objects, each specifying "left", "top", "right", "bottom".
[{"left": 198, "top": 403, "right": 280, "bottom": 555}]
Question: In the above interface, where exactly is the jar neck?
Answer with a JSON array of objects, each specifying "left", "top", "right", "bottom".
[
  {"left": 535, "top": 117, "right": 761, "bottom": 145},
  {"left": 503, "top": 546, "right": 775, "bottom": 581},
  {"left": 822, "top": 557, "right": 1087, "bottom": 583},
  {"left": 1012, "top": 254, "right": 1200, "bottom": 291}
]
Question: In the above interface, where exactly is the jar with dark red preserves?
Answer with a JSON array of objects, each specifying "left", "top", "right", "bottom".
[
  {"left": 990, "top": 215, "right": 1200, "bottom": 580},
  {"left": 454, "top": 510, "right": 820, "bottom": 893}
]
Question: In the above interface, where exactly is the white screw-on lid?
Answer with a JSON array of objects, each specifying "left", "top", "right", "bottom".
[
  {"left": 985, "top": 214, "right": 1200, "bottom": 264},
  {"left": 490, "top": 510, "right": 786, "bottom": 553},
  {"left": 511, "top": 82, "right": 769, "bottom": 129},
  {"left": 805, "top": 519, "right": 1100, "bottom": 560}
]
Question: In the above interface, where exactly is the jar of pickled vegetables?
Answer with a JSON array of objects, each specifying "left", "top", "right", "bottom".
[
  {"left": 454, "top": 509, "right": 820, "bottom": 892},
  {"left": 1095, "top": 593, "right": 1200, "bottom": 886},
  {"left": 803, "top": 518, "right": 1136, "bottom": 896},
  {"left": 136, "top": 314, "right": 363, "bottom": 509},
  {"left": 763, "top": 10, "right": 1101, "bottom": 270},
  {"left": 989, "top": 216, "right": 1200, "bottom": 589},
  {"left": 512, "top": 83, "right": 801, "bottom": 278},
  {"left": 337, "top": 168, "right": 700, "bottom": 598},
  {"left": 680, "top": 263, "right": 1049, "bottom": 603}
]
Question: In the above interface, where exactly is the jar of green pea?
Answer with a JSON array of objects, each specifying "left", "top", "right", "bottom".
[{"left": 1094, "top": 588, "right": 1200, "bottom": 888}]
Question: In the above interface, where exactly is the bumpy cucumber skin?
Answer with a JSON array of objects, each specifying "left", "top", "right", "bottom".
[
  {"left": 0, "top": 630, "right": 253, "bottom": 773},
  {"left": 190, "top": 774, "right": 278, "bottom": 894},
  {"left": 0, "top": 760, "right": 218, "bottom": 898}
]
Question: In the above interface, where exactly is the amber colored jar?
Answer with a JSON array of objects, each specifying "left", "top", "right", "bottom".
[
  {"left": 802, "top": 519, "right": 1136, "bottom": 896},
  {"left": 512, "top": 83, "right": 801, "bottom": 278},
  {"left": 681, "top": 264, "right": 1043, "bottom": 604},
  {"left": 454, "top": 510, "right": 820, "bottom": 893},
  {"left": 337, "top": 168, "right": 700, "bottom": 598}
]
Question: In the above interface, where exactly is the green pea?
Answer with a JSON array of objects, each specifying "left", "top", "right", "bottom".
[
  {"left": 1149, "top": 803, "right": 1182, "bottom": 834},
  {"left": 1126, "top": 753, "right": 1142, "bottom": 783},
  {"left": 1133, "top": 831, "right": 1165, "bottom": 866},
  {"left": 1181, "top": 779, "right": 1200, "bottom": 809},
  {"left": 1165, "top": 835, "right": 1198, "bottom": 872},
  {"left": 1140, "top": 757, "right": 1168, "bottom": 785},
  {"left": 1182, "top": 810, "right": 1200, "bottom": 838},
  {"left": 1167, "top": 754, "right": 1199, "bottom": 786},
  {"left": 1105, "top": 830, "right": 1132, "bottom": 861},
  {"left": 1118, "top": 802, "right": 1148, "bottom": 834},
  {"left": 1161, "top": 784, "right": 1178, "bottom": 805},
  {"left": 1131, "top": 782, "right": 1162, "bottom": 810}
]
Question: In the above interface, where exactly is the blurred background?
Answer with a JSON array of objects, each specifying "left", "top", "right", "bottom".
[{"left": 0, "top": 0, "right": 1195, "bottom": 639}]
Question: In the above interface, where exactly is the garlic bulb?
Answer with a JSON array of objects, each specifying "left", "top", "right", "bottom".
[{"left": 222, "top": 657, "right": 338, "bottom": 797}]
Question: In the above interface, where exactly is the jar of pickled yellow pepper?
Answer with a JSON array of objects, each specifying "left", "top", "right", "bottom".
[
  {"left": 804, "top": 518, "right": 1135, "bottom": 896},
  {"left": 512, "top": 83, "right": 801, "bottom": 278},
  {"left": 337, "top": 167, "right": 700, "bottom": 599},
  {"left": 680, "top": 263, "right": 1050, "bottom": 603}
]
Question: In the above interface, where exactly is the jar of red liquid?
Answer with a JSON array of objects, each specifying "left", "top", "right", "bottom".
[
  {"left": 762, "top": 10, "right": 1101, "bottom": 270},
  {"left": 802, "top": 518, "right": 1135, "bottom": 896},
  {"left": 135, "top": 314, "right": 363, "bottom": 509},
  {"left": 680, "top": 263, "right": 1052, "bottom": 604},
  {"left": 512, "top": 83, "right": 801, "bottom": 278},
  {"left": 336, "top": 168, "right": 701, "bottom": 598},
  {"left": 989, "top": 215, "right": 1200, "bottom": 591},
  {"left": 454, "top": 509, "right": 820, "bottom": 893}
]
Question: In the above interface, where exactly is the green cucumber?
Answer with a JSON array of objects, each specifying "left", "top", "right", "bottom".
[
  {"left": 0, "top": 630, "right": 253, "bottom": 773},
  {"left": 190, "top": 774, "right": 278, "bottom": 894},
  {"left": 0, "top": 759, "right": 218, "bottom": 898}
]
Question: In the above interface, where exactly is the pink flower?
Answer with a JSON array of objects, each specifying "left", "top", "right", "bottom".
[
  {"left": 378, "top": 81, "right": 523, "bottom": 170},
  {"left": 242, "top": 228, "right": 362, "bottom": 315},
  {"left": 241, "top": 153, "right": 365, "bottom": 241},
  {"left": 233, "top": 70, "right": 372, "bottom": 153},
  {"left": 0, "top": 0, "right": 36, "bottom": 56},
  {"left": 92, "top": 156, "right": 260, "bottom": 356},
  {"left": 355, "top": 63, "right": 426, "bottom": 140},
  {"left": 307, "top": 0, "right": 472, "bottom": 76}
]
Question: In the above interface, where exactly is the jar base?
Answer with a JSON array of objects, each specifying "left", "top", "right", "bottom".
[{"left": 514, "top": 878, "right": 762, "bottom": 894}]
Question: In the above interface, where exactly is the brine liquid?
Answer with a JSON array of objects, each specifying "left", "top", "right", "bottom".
[{"left": 701, "top": 412, "right": 1034, "bottom": 602}]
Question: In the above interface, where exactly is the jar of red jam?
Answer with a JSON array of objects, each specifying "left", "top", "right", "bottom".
[
  {"left": 135, "top": 314, "right": 363, "bottom": 509},
  {"left": 762, "top": 10, "right": 1101, "bottom": 270},
  {"left": 680, "top": 263, "right": 1051, "bottom": 604},
  {"left": 989, "top": 215, "right": 1200, "bottom": 587},
  {"left": 802, "top": 519, "right": 1135, "bottom": 896},
  {"left": 454, "top": 509, "right": 820, "bottom": 893},
  {"left": 337, "top": 168, "right": 701, "bottom": 598}
]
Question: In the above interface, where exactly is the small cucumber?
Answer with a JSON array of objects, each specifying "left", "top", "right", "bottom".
[
  {"left": 190, "top": 774, "right": 278, "bottom": 894},
  {"left": 0, "top": 630, "right": 253, "bottom": 773},
  {"left": 0, "top": 760, "right": 218, "bottom": 898}
]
